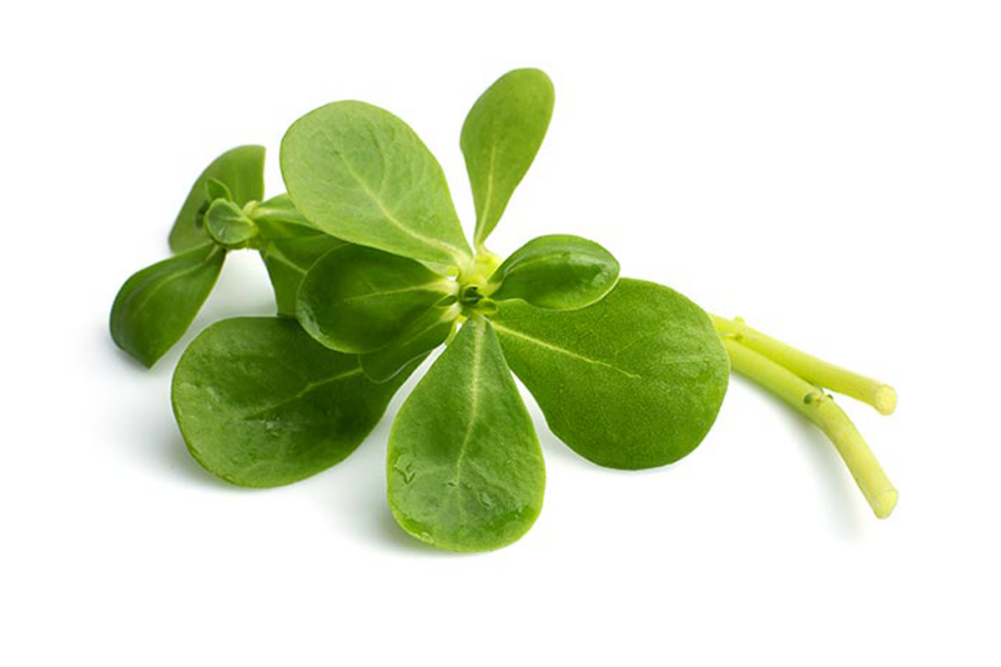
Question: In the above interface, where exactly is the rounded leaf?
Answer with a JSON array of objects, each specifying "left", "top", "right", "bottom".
[
  {"left": 388, "top": 317, "right": 545, "bottom": 551},
  {"left": 297, "top": 244, "right": 456, "bottom": 354},
  {"left": 461, "top": 69, "right": 555, "bottom": 245},
  {"left": 110, "top": 244, "right": 226, "bottom": 367},
  {"left": 172, "top": 317, "right": 415, "bottom": 487},
  {"left": 491, "top": 278, "right": 729, "bottom": 469},
  {"left": 281, "top": 101, "right": 471, "bottom": 267},
  {"left": 486, "top": 234, "right": 619, "bottom": 310},
  {"left": 204, "top": 199, "right": 258, "bottom": 248}
]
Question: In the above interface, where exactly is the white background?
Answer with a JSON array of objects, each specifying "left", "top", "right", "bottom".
[{"left": 2, "top": 1, "right": 998, "bottom": 665}]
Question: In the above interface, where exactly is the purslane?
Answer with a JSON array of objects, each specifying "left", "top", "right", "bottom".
[{"left": 110, "top": 68, "right": 898, "bottom": 551}]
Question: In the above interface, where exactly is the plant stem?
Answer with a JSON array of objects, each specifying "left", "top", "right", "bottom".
[
  {"left": 721, "top": 338, "right": 898, "bottom": 518},
  {"left": 711, "top": 315, "right": 897, "bottom": 415}
]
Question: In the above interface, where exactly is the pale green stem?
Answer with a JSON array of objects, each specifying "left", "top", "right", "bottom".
[
  {"left": 722, "top": 338, "right": 898, "bottom": 519},
  {"left": 712, "top": 315, "right": 897, "bottom": 415}
]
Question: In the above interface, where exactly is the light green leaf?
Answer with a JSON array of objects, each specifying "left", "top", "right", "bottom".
[
  {"left": 485, "top": 234, "right": 619, "bottom": 310},
  {"left": 169, "top": 145, "right": 265, "bottom": 253},
  {"left": 297, "top": 244, "right": 456, "bottom": 354},
  {"left": 281, "top": 101, "right": 471, "bottom": 267},
  {"left": 172, "top": 317, "right": 414, "bottom": 487},
  {"left": 388, "top": 317, "right": 545, "bottom": 552},
  {"left": 204, "top": 199, "right": 258, "bottom": 248},
  {"left": 257, "top": 222, "right": 347, "bottom": 317},
  {"left": 360, "top": 302, "right": 460, "bottom": 383},
  {"left": 249, "top": 193, "right": 313, "bottom": 228},
  {"left": 461, "top": 68, "right": 555, "bottom": 246},
  {"left": 110, "top": 244, "right": 226, "bottom": 367},
  {"left": 205, "top": 177, "right": 233, "bottom": 203},
  {"left": 491, "top": 278, "right": 729, "bottom": 469}
]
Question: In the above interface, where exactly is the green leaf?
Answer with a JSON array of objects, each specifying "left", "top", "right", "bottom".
[
  {"left": 204, "top": 199, "right": 258, "bottom": 248},
  {"left": 169, "top": 145, "right": 266, "bottom": 253},
  {"left": 205, "top": 177, "right": 233, "bottom": 203},
  {"left": 281, "top": 101, "right": 472, "bottom": 267},
  {"left": 485, "top": 234, "right": 619, "bottom": 310},
  {"left": 461, "top": 68, "right": 555, "bottom": 246},
  {"left": 110, "top": 244, "right": 226, "bottom": 367},
  {"left": 249, "top": 193, "right": 313, "bottom": 228},
  {"left": 257, "top": 223, "right": 347, "bottom": 317},
  {"left": 388, "top": 317, "right": 545, "bottom": 552},
  {"left": 360, "top": 302, "right": 460, "bottom": 383},
  {"left": 172, "top": 317, "right": 414, "bottom": 487},
  {"left": 297, "top": 244, "right": 456, "bottom": 354},
  {"left": 491, "top": 278, "right": 729, "bottom": 469}
]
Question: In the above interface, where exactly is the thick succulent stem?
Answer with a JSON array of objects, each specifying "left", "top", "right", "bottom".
[
  {"left": 711, "top": 315, "right": 896, "bottom": 415},
  {"left": 722, "top": 338, "right": 898, "bottom": 519}
]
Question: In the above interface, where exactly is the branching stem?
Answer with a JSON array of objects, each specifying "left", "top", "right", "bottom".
[
  {"left": 711, "top": 315, "right": 896, "bottom": 415},
  {"left": 722, "top": 338, "right": 898, "bottom": 518}
]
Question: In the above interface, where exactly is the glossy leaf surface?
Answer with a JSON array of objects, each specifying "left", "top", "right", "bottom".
[
  {"left": 297, "top": 244, "right": 455, "bottom": 354},
  {"left": 110, "top": 244, "right": 226, "bottom": 367},
  {"left": 486, "top": 234, "right": 619, "bottom": 310},
  {"left": 360, "top": 303, "right": 460, "bottom": 383},
  {"left": 388, "top": 317, "right": 545, "bottom": 551},
  {"left": 491, "top": 278, "right": 729, "bottom": 469},
  {"left": 169, "top": 145, "right": 266, "bottom": 253},
  {"left": 281, "top": 101, "right": 471, "bottom": 267},
  {"left": 257, "top": 221, "right": 347, "bottom": 317},
  {"left": 461, "top": 69, "right": 554, "bottom": 246},
  {"left": 172, "top": 317, "right": 412, "bottom": 487}
]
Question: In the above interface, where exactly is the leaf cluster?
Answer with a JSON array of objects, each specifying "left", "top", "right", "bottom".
[{"left": 111, "top": 69, "right": 729, "bottom": 551}]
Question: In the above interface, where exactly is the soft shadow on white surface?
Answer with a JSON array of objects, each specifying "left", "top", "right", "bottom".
[{"left": 727, "top": 374, "right": 867, "bottom": 538}]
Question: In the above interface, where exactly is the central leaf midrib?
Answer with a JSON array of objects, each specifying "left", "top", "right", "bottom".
[
  {"left": 338, "top": 282, "right": 446, "bottom": 304},
  {"left": 318, "top": 125, "right": 468, "bottom": 263},
  {"left": 490, "top": 321, "right": 642, "bottom": 380},
  {"left": 447, "top": 321, "right": 484, "bottom": 512},
  {"left": 241, "top": 367, "right": 364, "bottom": 421}
]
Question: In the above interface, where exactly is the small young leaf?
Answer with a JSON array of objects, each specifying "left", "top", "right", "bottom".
[
  {"left": 204, "top": 199, "right": 258, "bottom": 248},
  {"left": 485, "top": 234, "right": 619, "bottom": 310},
  {"left": 169, "top": 145, "right": 266, "bottom": 253},
  {"left": 250, "top": 193, "right": 313, "bottom": 228},
  {"left": 281, "top": 101, "right": 472, "bottom": 267},
  {"left": 491, "top": 278, "right": 729, "bottom": 469},
  {"left": 388, "top": 317, "right": 545, "bottom": 552},
  {"left": 461, "top": 68, "right": 555, "bottom": 246},
  {"left": 257, "top": 222, "right": 347, "bottom": 317},
  {"left": 110, "top": 244, "right": 226, "bottom": 367},
  {"left": 360, "top": 303, "right": 460, "bottom": 383},
  {"left": 297, "top": 244, "right": 456, "bottom": 354},
  {"left": 172, "top": 317, "right": 415, "bottom": 487},
  {"left": 204, "top": 177, "right": 233, "bottom": 203}
]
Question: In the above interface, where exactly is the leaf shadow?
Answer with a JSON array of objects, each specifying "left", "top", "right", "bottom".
[{"left": 728, "top": 375, "right": 867, "bottom": 538}]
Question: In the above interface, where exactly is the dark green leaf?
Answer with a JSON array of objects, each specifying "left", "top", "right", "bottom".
[
  {"left": 297, "top": 244, "right": 456, "bottom": 354},
  {"left": 172, "top": 317, "right": 414, "bottom": 487},
  {"left": 461, "top": 69, "right": 555, "bottom": 246},
  {"left": 388, "top": 317, "right": 545, "bottom": 551},
  {"left": 281, "top": 101, "right": 472, "bottom": 268},
  {"left": 110, "top": 244, "right": 226, "bottom": 367},
  {"left": 169, "top": 145, "right": 266, "bottom": 253},
  {"left": 486, "top": 234, "right": 619, "bottom": 310},
  {"left": 204, "top": 199, "right": 258, "bottom": 248},
  {"left": 491, "top": 278, "right": 729, "bottom": 469},
  {"left": 360, "top": 302, "right": 460, "bottom": 383}
]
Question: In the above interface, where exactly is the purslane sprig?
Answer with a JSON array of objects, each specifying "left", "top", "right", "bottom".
[
  {"left": 110, "top": 147, "right": 341, "bottom": 366},
  {"left": 112, "top": 68, "right": 898, "bottom": 551}
]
